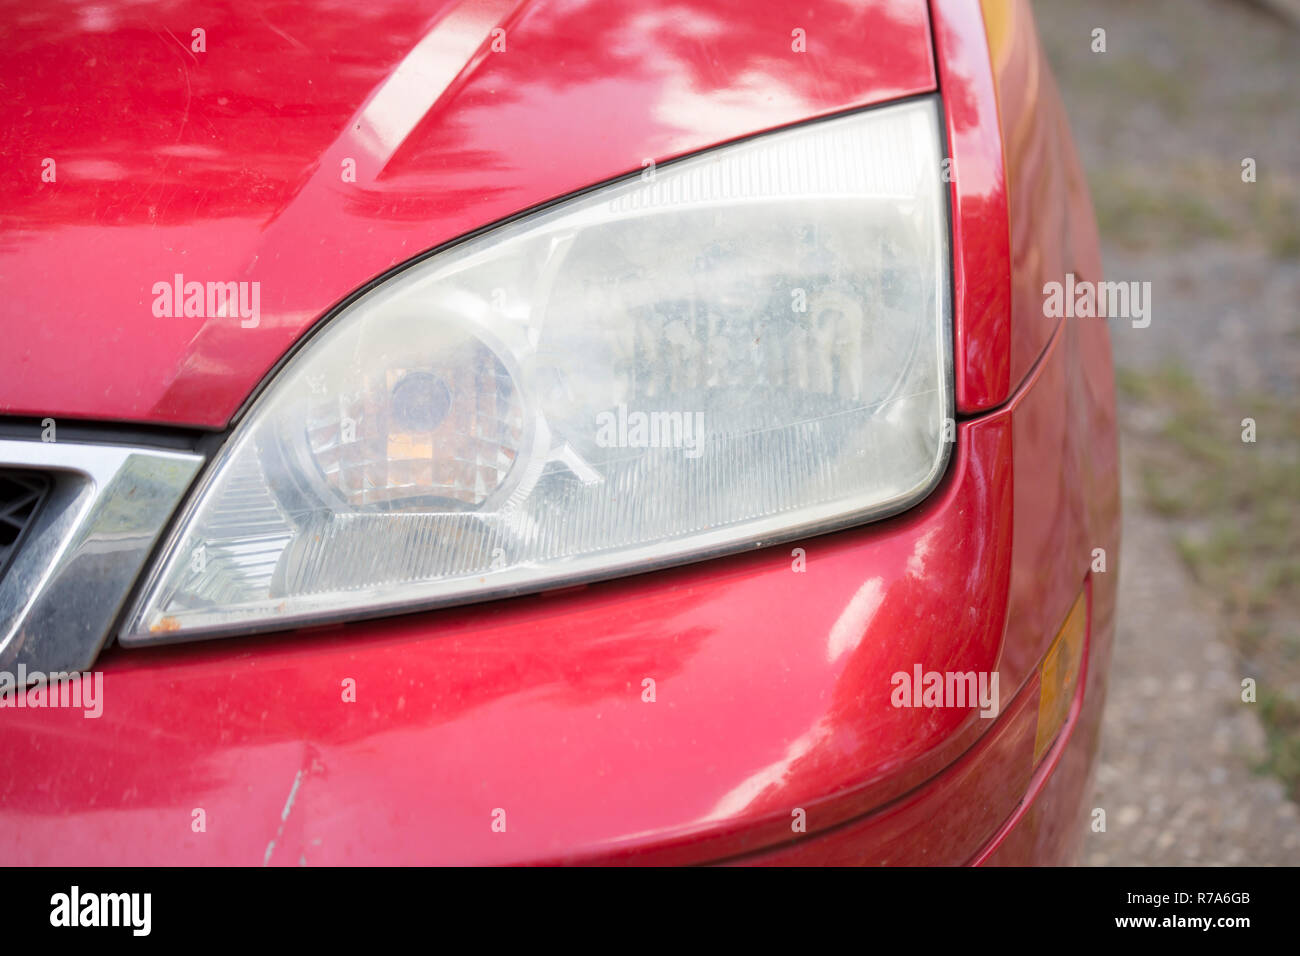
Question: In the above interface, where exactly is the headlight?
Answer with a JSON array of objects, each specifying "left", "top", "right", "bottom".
[{"left": 122, "top": 97, "right": 952, "bottom": 642}]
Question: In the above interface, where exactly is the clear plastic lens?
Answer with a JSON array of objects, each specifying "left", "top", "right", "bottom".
[{"left": 124, "top": 97, "right": 952, "bottom": 641}]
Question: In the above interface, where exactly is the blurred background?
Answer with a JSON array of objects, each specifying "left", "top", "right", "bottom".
[{"left": 1031, "top": 0, "right": 1299, "bottom": 863}]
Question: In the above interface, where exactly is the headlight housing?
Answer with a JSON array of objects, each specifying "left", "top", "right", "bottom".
[{"left": 122, "top": 96, "right": 952, "bottom": 643}]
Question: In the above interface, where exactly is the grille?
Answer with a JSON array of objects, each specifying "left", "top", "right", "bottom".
[{"left": 0, "top": 469, "right": 51, "bottom": 581}]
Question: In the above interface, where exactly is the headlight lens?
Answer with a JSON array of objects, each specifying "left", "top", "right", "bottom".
[{"left": 123, "top": 96, "right": 952, "bottom": 642}]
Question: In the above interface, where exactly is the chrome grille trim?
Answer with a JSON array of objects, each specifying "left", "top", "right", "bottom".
[{"left": 0, "top": 439, "right": 203, "bottom": 673}]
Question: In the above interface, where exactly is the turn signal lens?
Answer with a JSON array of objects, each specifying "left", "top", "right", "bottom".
[{"left": 1033, "top": 586, "right": 1088, "bottom": 764}]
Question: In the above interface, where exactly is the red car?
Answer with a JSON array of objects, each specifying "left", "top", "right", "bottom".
[{"left": 0, "top": 0, "right": 1117, "bottom": 865}]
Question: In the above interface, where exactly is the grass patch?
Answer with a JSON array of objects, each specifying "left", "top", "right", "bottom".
[
  {"left": 1090, "top": 164, "right": 1300, "bottom": 259},
  {"left": 1092, "top": 172, "right": 1235, "bottom": 250},
  {"left": 1123, "top": 362, "right": 1300, "bottom": 797}
]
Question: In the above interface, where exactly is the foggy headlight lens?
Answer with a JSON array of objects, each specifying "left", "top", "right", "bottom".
[{"left": 123, "top": 97, "right": 952, "bottom": 642}]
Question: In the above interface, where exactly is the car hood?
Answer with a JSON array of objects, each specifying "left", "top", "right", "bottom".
[{"left": 0, "top": 0, "right": 935, "bottom": 428}]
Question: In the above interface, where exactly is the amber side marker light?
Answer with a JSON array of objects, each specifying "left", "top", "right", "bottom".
[{"left": 1033, "top": 587, "right": 1088, "bottom": 765}]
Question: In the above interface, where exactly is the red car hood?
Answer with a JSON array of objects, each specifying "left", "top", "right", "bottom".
[{"left": 0, "top": 0, "right": 935, "bottom": 428}]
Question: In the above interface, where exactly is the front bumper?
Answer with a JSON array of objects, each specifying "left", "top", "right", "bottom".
[{"left": 0, "top": 304, "right": 1118, "bottom": 865}]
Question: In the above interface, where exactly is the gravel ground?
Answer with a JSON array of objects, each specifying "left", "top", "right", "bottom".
[
  {"left": 1084, "top": 459, "right": 1299, "bottom": 865},
  {"left": 1030, "top": 0, "right": 1300, "bottom": 864}
]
